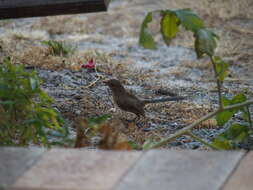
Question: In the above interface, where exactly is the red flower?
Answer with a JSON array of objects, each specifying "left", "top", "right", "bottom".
[{"left": 82, "top": 59, "right": 95, "bottom": 69}]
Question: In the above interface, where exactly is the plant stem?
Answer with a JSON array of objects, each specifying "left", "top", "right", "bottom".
[
  {"left": 210, "top": 56, "right": 223, "bottom": 109},
  {"left": 148, "top": 99, "right": 253, "bottom": 149},
  {"left": 224, "top": 100, "right": 253, "bottom": 110},
  {"left": 149, "top": 110, "right": 220, "bottom": 149},
  {"left": 186, "top": 131, "right": 219, "bottom": 150},
  {"left": 246, "top": 106, "right": 252, "bottom": 129}
]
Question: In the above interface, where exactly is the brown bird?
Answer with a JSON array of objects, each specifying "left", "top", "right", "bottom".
[{"left": 104, "top": 79, "right": 185, "bottom": 118}]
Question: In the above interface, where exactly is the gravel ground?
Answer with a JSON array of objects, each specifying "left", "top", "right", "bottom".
[{"left": 0, "top": 0, "right": 252, "bottom": 149}]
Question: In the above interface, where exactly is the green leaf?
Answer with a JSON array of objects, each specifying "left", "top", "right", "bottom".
[
  {"left": 242, "top": 110, "right": 250, "bottom": 122},
  {"left": 231, "top": 93, "right": 247, "bottom": 104},
  {"left": 0, "top": 100, "right": 15, "bottom": 105},
  {"left": 128, "top": 141, "right": 140, "bottom": 150},
  {"left": 212, "top": 123, "right": 250, "bottom": 149},
  {"left": 173, "top": 9, "right": 205, "bottom": 32},
  {"left": 22, "top": 126, "right": 33, "bottom": 140},
  {"left": 160, "top": 11, "right": 179, "bottom": 45},
  {"left": 0, "top": 57, "right": 67, "bottom": 147},
  {"left": 216, "top": 94, "right": 247, "bottom": 127},
  {"left": 3, "top": 56, "right": 11, "bottom": 65},
  {"left": 41, "top": 40, "right": 75, "bottom": 57},
  {"left": 221, "top": 124, "right": 249, "bottom": 142},
  {"left": 231, "top": 94, "right": 251, "bottom": 125},
  {"left": 216, "top": 111, "right": 234, "bottom": 127},
  {"left": 212, "top": 137, "right": 232, "bottom": 150},
  {"left": 242, "top": 106, "right": 251, "bottom": 124},
  {"left": 221, "top": 96, "right": 230, "bottom": 107},
  {"left": 139, "top": 12, "right": 157, "bottom": 49},
  {"left": 213, "top": 56, "right": 229, "bottom": 82},
  {"left": 194, "top": 28, "right": 219, "bottom": 58}
]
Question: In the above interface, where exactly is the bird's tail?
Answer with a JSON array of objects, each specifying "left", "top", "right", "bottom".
[{"left": 142, "top": 96, "right": 185, "bottom": 104}]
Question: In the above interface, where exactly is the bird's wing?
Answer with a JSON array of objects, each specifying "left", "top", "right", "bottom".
[{"left": 117, "top": 94, "right": 145, "bottom": 116}]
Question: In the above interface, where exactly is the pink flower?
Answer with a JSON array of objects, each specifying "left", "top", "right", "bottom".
[{"left": 82, "top": 59, "right": 95, "bottom": 69}]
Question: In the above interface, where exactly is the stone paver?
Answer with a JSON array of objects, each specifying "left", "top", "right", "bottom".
[
  {"left": 115, "top": 150, "right": 245, "bottom": 190},
  {"left": 223, "top": 152, "right": 253, "bottom": 190},
  {"left": 12, "top": 149, "right": 142, "bottom": 190},
  {"left": 0, "top": 147, "right": 45, "bottom": 189}
]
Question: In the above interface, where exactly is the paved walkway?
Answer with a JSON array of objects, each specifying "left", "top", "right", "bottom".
[{"left": 1, "top": 148, "right": 252, "bottom": 190}]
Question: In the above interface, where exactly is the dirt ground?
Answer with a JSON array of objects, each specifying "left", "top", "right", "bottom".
[{"left": 0, "top": 0, "right": 252, "bottom": 149}]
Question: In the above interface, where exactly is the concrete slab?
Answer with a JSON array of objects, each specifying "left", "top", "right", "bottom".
[
  {"left": 12, "top": 149, "right": 142, "bottom": 190},
  {"left": 222, "top": 152, "right": 253, "bottom": 190},
  {"left": 0, "top": 147, "right": 45, "bottom": 189},
  {"left": 115, "top": 150, "right": 245, "bottom": 190}
]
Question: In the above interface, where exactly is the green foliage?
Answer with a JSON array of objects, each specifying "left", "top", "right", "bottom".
[
  {"left": 216, "top": 94, "right": 247, "bottom": 127},
  {"left": 212, "top": 124, "right": 250, "bottom": 149},
  {"left": 173, "top": 9, "right": 204, "bottom": 32},
  {"left": 0, "top": 57, "right": 67, "bottom": 146},
  {"left": 128, "top": 140, "right": 140, "bottom": 149},
  {"left": 139, "top": 12, "right": 157, "bottom": 50},
  {"left": 213, "top": 56, "right": 229, "bottom": 82},
  {"left": 41, "top": 40, "right": 76, "bottom": 57},
  {"left": 213, "top": 93, "right": 252, "bottom": 149},
  {"left": 138, "top": 7, "right": 253, "bottom": 150},
  {"left": 139, "top": 8, "right": 219, "bottom": 58},
  {"left": 194, "top": 29, "right": 219, "bottom": 58},
  {"left": 160, "top": 11, "right": 179, "bottom": 45}
]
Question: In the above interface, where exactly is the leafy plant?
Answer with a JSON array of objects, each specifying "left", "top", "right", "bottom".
[
  {"left": 41, "top": 40, "right": 76, "bottom": 57},
  {"left": 0, "top": 57, "right": 68, "bottom": 146},
  {"left": 213, "top": 93, "right": 252, "bottom": 149},
  {"left": 213, "top": 123, "right": 251, "bottom": 149},
  {"left": 139, "top": 8, "right": 253, "bottom": 150},
  {"left": 139, "top": 9, "right": 218, "bottom": 57},
  {"left": 139, "top": 12, "right": 157, "bottom": 50}
]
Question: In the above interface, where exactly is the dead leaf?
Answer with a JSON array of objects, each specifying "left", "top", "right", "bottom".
[
  {"left": 113, "top": 133, "right": 132, "bottom": 150},
  {"left": 74, "top": 117, "right": 89, "bottom": 148},
  {"left": 114, "top": 141, "right": 132, "bottom": 150},
  {"left": 98, "top": 120, "right": 132, "bottom": 150},
  {"left": 98, "top": 124, "right": 117, "bottom": 149}
]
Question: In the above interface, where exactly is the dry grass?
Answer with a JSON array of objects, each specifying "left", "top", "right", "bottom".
[{"left": 2, "top": 0, "right": 251, "bottom": 75}]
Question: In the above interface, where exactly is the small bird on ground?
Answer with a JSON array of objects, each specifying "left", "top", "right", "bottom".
[{"left": 104, "top": 79, "right": 185, "bottom": 118}]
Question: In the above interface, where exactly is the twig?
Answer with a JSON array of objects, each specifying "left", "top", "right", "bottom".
[
  {"left": 186, "top": 131, "right": 219, "bottom": 150},
  {"left": 149, "top": 110, "right": 219, "bottom": 149},
  {"left": 210, "top": 56, "right": 223, "bottom": 109},
  {"left": 148, "top": 99, "right": 253, "bottom": 149},
  {"left": 224, "top": 100, "right": 253, "bottom": 110},
  {"left": 82, "top": 75, "right": 102, "bottom": 89},
  {"left": 246, "top": 106, "right": 252, "bottom": 129},
  {"left": 82, "top": 62, "right": 106, "bottom": 89}
]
